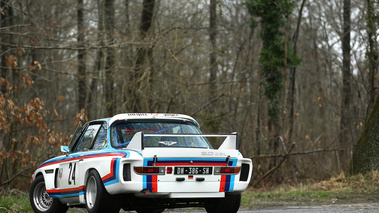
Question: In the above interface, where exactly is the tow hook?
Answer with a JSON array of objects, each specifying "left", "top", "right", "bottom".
[{"left": 141, "top": 188, "right": 150, "bottom": 195}]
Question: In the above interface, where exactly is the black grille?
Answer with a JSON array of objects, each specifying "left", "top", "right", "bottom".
[
  {"left": 239, "top": 163, "right": 249, "bottom": 181},
  {"left": 123, "top": 163, "right": 131, "bottom": 181}
]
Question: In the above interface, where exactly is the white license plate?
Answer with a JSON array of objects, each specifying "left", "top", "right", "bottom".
[{"left": 174, "top": 167, "right": 213, "bottom": 175}]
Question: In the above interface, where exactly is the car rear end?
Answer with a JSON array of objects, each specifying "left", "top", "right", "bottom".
[
  {"left": 135, "top": 148, "right": 252, "bottom": 199},
  {"left": 106, "top": 114, "right": 252, "bottom": 212}
]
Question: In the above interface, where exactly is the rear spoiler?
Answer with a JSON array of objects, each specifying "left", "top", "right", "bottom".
[{"left": 126, "top": 132, "right": 239, "bottom": 152}]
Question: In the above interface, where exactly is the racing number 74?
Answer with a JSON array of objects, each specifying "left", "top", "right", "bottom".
[{"left": 68, "top": 162, "right": 76, "bottom": 185}]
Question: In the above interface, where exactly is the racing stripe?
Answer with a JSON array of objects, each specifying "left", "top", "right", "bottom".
[
  {"left": 38, "top": 151, "right": 128, "bottom": 169},
  {"left": 48, "top": 157, "right": 121, "bottom": 198},
  {"left": 102, "top": 158, "right": 120, "bottom": 186},
  {"left": 219, "top": 160, "right": 237, "bottom": 192},
  {"left": 146, "top": 175, "right": 158, "bottom": 192},
  {"left": 151, "top": 175, "right": 158, "bottom": 192},
  {"left": 142, "top": 158, "right": 238, "bottom": 193},
  {"left": 145, "top": 160, "right": 158, "bottom": 192},
  {"left": 219, "top": 175, "right": 226, "bottom": 192},
  {"left": 47, "top": 185, "right": 85, "bottom": 198}
]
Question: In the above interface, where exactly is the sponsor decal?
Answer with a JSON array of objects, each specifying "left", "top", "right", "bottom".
[
  {"left": 201, "top": 151, "right": 228, "bottom": 157},
  {"left": 59, "top": 168, "right": 63, "bottom": 179}
]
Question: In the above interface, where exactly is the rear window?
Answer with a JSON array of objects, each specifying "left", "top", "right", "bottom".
[{"left": 110, "top": 120, "right": 212, "bottom": 149}]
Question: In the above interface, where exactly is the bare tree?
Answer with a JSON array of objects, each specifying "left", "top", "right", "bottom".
[
  {"left": 129, "top": 0, "right": 155, "bottom": 112},
  {"left": 339, "top": 0, "right": 352, "bottom": 172},
  {"left": 105, "top": 0, "right": 115, "bottom": 116},
  {"left": 77, "top": 0, "right": 86, "bottom": 111}
]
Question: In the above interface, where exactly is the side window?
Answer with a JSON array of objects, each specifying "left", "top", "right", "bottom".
[
  {"left": 74, "top": 124, "right": 101, "bottom": 152},
  {"left": 68, "top": 122, "right": 84, "bottom": 152},
  {"left": 93, "top": 124, "right": 107, "bottom": 150}
]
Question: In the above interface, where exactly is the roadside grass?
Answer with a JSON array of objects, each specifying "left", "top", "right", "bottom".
[
  {"left": 0, "top": 171, "right": 378, "bottom": 212},
  {"left": 242, "top": 170, "right": 379, "bottom": 208},
  {"left": 0, "top": 193, "right": 31, "bottom": 213}
]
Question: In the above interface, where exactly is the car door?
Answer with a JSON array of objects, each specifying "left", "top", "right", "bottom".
[{"left": 57, "top": 123, "right": 103, "bottom": 198}]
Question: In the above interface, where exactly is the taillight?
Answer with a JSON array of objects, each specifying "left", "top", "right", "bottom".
[
  {"left": 134, "top": 166, "right": 165, "bottom": 175},
  {"left": 166, "top": 167, "right": 172, "bottom": 174},
  {"left": 214, "top": 167, "right": 241, "bottom": 175}
]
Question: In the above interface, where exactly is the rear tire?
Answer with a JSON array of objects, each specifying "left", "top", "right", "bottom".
[
  {"left": 29, "top": 175, "right": 68, "bottom": 213},
  {"left": 205, "top": 193, "right": 241, "bottom": 213},
  {"left": 85, "top": 170, "right": 119, "bottom": 213}
]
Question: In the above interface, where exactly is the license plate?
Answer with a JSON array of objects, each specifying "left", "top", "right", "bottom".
[{"left": 174, "top": 167, "right": 213, "bottom": 175}]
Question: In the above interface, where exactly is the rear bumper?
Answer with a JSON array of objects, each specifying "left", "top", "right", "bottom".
[{"left": 133, "top": 191, "right": 225, "bottom": 198}]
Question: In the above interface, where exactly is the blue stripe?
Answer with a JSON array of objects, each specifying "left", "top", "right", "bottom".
[
  {"left": 224, "top": 175, "right": 231, "bottom": 191},
  {"left": 227, "top": 159, "right": 237, "bottom": 191},
  {"left": 146, "top": 175, "right": 153, "bottom": 192},
  {"left": 51, "top": 191, "right": 85, "bottom": 198},
  {"left": 49, "top": 188, "right": 85, "bottom": 198},
  {"left": 143, "top": 159, "right": 149, "bottom": 189}
]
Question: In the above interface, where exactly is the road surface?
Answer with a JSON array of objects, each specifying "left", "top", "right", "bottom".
[{"left": 160, "top": 203, "right": 379, "bottom": 213}]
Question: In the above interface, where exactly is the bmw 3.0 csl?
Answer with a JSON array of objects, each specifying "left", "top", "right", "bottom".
[{"left": 30, "top": 113, "right": 252, "bottom": 213}]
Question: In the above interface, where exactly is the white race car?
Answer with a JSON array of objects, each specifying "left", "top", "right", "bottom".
[{"left": 30, "top": 113, "right": 252, "bottom": 213}]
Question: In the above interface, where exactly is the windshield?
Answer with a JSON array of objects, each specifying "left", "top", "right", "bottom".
[{"left": 110, "top": 120, "right": 212, "bottom": 149}]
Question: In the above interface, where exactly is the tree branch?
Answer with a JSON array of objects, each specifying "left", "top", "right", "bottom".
[
  {"left": 0, "top": 167, "right": 33, "bottom": 187},
  {"left": 252, "top": 143, "right": 295, "bottom": 187},
  {"left": 251, "top": 148, "right": 343, "bottom": 159}
]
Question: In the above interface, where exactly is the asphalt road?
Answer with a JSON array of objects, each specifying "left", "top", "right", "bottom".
[
  {"left": 156, "top": 203, "right": 379, "bottom": 213},
  {"left": 71, "top": 203, "right": 379, "bottom": 213}
]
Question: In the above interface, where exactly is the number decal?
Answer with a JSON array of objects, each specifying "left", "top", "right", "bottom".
[{"left": 68, "top": 163, "right": 76, "bottom": 185}]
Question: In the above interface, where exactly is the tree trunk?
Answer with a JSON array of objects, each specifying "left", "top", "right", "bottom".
[
  {"left": 339, "top": 0, "right": 352, "bottom": 173},
  {"left": 0, "top": 0, "right": 11, "bottom": 95},
  {"left": 77, "top": 0, "right": 86, "bottom": 111},
  {"left": 87, "top": 0, "right": 105, "bottom": 119},
  {"left": 288, "top": 0, "right": 306, "bottom": 145},
  {"left": 130, "top": 0, "right": 155, "bottom": 112},
  {"left": 365, "top": 0, "right": 378, "bottom": 119},
  {"left": 105, "top": 0, "right": 115, "bottom": 116},
  {"left": 209, "top": 0, "right": 217, "bottom": 103},
  {"left": 349, "top": 92, "right": 379, "bottom": 174}
]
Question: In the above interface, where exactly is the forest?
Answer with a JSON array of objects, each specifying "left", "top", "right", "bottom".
[{"left": 0, "top": 0, "right": 378, "bottom": 191}]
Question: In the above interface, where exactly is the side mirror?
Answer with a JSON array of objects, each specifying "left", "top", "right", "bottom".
[{"left": 61, "top": 145, "right": 70, "bottom": 153}]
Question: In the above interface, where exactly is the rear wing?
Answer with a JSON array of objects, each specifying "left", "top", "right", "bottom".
[{"left": 126, "top": 132, "right": 239, "bottom": 152}]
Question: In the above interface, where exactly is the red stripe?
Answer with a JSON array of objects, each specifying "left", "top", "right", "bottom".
[
  {"left": 47, "top": 185, "right": 85, "bottom": 193},
  {"left": 102, "top": 158, "right": 116, "bottom": 181},
  {"left": 219, "top": 175, "right": 226, "bottom": 192},
  {"left": 151, "top": 175, "right": 158, "bottom": 192}
]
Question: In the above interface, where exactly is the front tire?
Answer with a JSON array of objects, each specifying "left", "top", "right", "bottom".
[
  {"left": 29, "top": 175, "right": 68, "bottom": 213},
  {"left": 205, "top": 193, "right": 241, "bottom": 213},
  {"left": 85, "top": 170, "right": 119, "bottom": 213}
]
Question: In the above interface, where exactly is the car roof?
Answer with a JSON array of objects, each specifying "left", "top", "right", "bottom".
[{"left": 106, "top": 113, "right": 199, "bottom": 127}]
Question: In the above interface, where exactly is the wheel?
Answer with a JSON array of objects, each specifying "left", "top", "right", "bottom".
[
  {"left": 29, "top": 175, "right": 68, "bottom": 213},
  {"left": 205, "top": 193, "right": 241, "bottom": 213},
  {"left": 85, "top": 170, "right": 120, "bottom": 213}
]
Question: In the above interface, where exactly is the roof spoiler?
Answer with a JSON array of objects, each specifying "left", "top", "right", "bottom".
[{"left": 126, "top": 132, "right": 239, "bottom": 152}]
